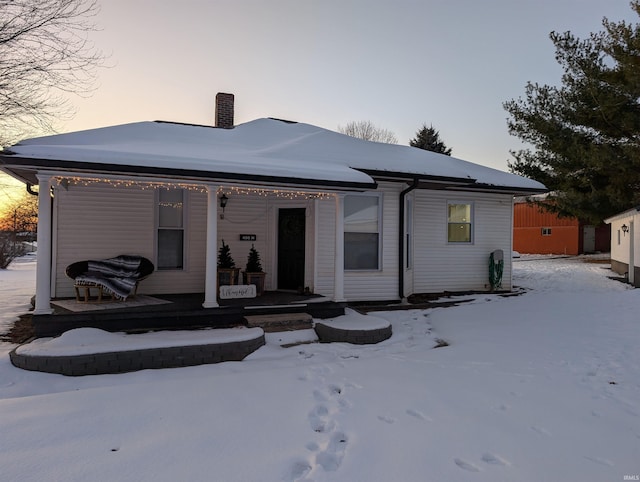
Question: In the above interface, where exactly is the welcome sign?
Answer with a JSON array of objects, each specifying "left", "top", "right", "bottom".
[{"left": 219, "top": 284, "right": 257, "bottom": 299}]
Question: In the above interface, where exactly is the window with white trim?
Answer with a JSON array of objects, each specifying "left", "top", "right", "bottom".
[
  {"left": 157, "top": 188, "right": 185, "bottom": 270},
  {"left": 447, "top": 202, "right": 473, "bottom": 243},
  {"left": 344, "top": 194, "right": 381, "bottom": 270},
  {"left": 541, "top": 227, "right": 552, "bottom": 236}
]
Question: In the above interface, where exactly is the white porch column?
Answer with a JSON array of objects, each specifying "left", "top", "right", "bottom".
[
  {"left": 34, "top": 174, "right": 53, "bottom": 314},
  {"left": 333, "top": 193, "right": 346, "bottom": 302},
  {"left": 203, "top": 184, "right": 220, "bottom": 308}
]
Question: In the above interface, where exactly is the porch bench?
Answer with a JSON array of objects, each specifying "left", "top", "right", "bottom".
[{"left": 65, "top": 255, "right": 155, "bottom": 302}]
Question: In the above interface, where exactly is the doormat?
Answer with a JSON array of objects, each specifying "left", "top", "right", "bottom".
[{"left": 51, "top": 295, "right": 172, "bottom": 313}]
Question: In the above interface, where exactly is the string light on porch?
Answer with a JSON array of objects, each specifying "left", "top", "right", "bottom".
[
  {"left": 56, "top": 176, "right": 209, "bottom": 193},
  {"left": 219, "top": 185, "right": 332, "bottom": 200},
  {"left": 55, "top": 176, "right": 334, "bottom": 200}
]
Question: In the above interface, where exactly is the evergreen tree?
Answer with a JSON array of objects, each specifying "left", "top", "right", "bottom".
[
  {"left": 245, "top": 244, "right": 263, "bottom": 272},
  {"left": 504, "top": 2, "right": 640, "bottom": 223},
  {"left": 217, "top": 239, "right": 235, "bottom": 269},
  {"left": 409, "top": 124, "right": 452, "bottom": 155}
]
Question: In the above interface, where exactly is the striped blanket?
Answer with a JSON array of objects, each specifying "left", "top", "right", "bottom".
[{"left": 75, "top": 255, "right": 142, "bottom": 300}]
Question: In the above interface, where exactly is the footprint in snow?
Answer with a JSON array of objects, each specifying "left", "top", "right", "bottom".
[
  {"left": 481, "top": 453, "right": 510, "bottom": 466},
  {"left": 328, "top": 384, "right": 343, "bottom": 396},
  {"left": 313, "top": 389, "right": 328, "bottom": 402},
  {"left": 377, "top": 415, "right": 396, "bottom": 424},
  {"left": 531, "top": 425, "right": 552, "bottom": 436},
  {"left": 406, "top": 409, "right": 432, "bottom": 422},
  {"left": 314, "top": 384, "right": 345, "bottom": 403},
  {"left": 583, "top": 455, "right": 614, "bottom": 467},
  {"left": 287, "top": 458, "right": 312, "bottom": 481},
  {"left": 454, "top": 458, "right": 482, "bottom": 472},
  {"left": 316, "top": 432, "right": 349, "bottom": 472},
  {"left": 309, "top": 405, "right": 335, "bottom": 433}
]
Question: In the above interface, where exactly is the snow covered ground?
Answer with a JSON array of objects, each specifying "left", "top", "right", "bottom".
[{"left": 1, "top": 254, "right": 639, "bottom": 482}]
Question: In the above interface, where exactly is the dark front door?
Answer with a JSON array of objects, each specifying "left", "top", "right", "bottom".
[{"left": 278, "top": 208, "right": 305, "bottom": 290}]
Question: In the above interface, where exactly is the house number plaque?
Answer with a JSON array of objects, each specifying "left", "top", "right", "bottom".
[{"left": 239, "top": 234, "right": 257, "bottom": 241}]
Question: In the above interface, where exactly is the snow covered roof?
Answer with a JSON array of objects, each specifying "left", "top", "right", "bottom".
[
  {"left": 604, "top": 206, "right": 640, "bottom": 224},
  {"left": 0, "top": 118, "right": 546, "bottom": 193}
]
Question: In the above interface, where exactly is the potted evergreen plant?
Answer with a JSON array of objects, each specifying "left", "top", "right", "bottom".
[
  {"left": 243, "top": 244, "right": 266, "bottom": 296},
  {"left": 217, "top": 239, "right": 240, "bottom": 287}
]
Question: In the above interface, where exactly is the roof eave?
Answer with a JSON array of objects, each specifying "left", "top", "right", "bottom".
[
  {"left": 358, "top": 168, "right": 477, "bottom": 186},
  {"left": 358, "top": 168, "right": 546, "bottom": 195},
  {"left": 604, "top": 206, "right": 640, "bottom": 224},
  {"left": 0, "top": 155, "right": 377, "bottom": 192},
  {"left": 445, "top": 183, "right": 548, "bottom": 196}
]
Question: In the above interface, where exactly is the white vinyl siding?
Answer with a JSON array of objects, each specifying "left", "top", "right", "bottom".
[
  {"left": 53, "top": 183, "right": 207, "bottom": 298},
  {"left": 216, "top": 195, "right": 317, "bottom": 292},
  {"left": 609, "top": 216, "right": 636, "bottom": 268},
  {"left": 413, "top": 191, "right": 513, "bottom": 293},
  {"left": 216, "top": 196, "right": 268, "bottom": 280},
  {"left": 345, "top": 183, "right": 399, "bottom": 300},
  {"left": 52, "top": 181, "right": 516, "bottom": 301},
  {"left": 403, "top": 194, "right": 415, "bottom": 297},
  {"left": 405, "top": 196, "right": 413, "bottom": 269},
  {"left": 53, "top": 184, "right": 317, "bottom": 298},
  {"left": 315, "top": 183, "right": 400, "bottom": 301},
  {"left": 314, "top": 198, "right": 336, "bottom": 297}
]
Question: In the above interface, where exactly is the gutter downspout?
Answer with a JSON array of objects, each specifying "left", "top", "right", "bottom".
[
  {"left": 399, "top": 178, "right": 419, "bottom": 301},
  {"left": 26, "top": 183, "right": 38, "bottom": 196}
]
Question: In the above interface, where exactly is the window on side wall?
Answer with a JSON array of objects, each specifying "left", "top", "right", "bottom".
[
  {"left": 157, "top": 188, "right": 185, "bottom": 270},
  {"left": 344, "top": 194, "right": 381, "bottom": 270},
  {"left": 447, "top": 202, "right": 473, "bottom": 243},
  {"left": 541, "top": 227, "right": 552, "bottom": 236}
]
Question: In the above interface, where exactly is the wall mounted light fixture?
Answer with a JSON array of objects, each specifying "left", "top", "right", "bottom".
[
  {"left": 219, "top": 193, "right": 228, "bottom": 219},
  {"left": 621, "top": 224, "right": 629, "bottom": 236}
]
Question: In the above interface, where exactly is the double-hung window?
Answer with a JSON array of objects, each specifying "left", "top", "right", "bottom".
[
  {"left": 447, "top": 202, "right": 473, "bottom": 243},
  {"left": 344, "top": 194, "right": 381, "bottom": 270},
  {"left": 157, "top": 188, "right": 185, "bottom": 270}
]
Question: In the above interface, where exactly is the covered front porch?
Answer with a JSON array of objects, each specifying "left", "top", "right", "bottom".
[
  {"left": 31, "top": 174, "right": 358, "bottom": 318},
  {"left": 14, "top": 290, "right": 396, "bottom": 376},
  {"left": 33, "top": 290, "right": 346, "bottom": 338}
]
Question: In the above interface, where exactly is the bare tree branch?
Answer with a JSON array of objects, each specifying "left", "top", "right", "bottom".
[
  {"left": 0, "top": 0, "right": 105, "bottom": 145},
  {"left": 338, "top": 120, "right": 398, "bottom": 144}
]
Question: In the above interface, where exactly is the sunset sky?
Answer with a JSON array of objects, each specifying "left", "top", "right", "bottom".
[{"left": 0, "top": 0, "right": 635, "bottom": 208}]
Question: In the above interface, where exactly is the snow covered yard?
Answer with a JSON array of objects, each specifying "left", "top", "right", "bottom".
[{"left": 0, "top": 255, "right": 639, "bottom": 481}]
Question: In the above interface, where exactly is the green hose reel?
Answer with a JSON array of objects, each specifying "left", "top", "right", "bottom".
[{"left": 489, "top": 249, "right": 504, "bottom": 291}]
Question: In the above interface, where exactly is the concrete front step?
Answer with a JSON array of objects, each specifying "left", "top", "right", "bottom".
[{"left": 244, "top": 312, "right": 313, "bottom": 332}]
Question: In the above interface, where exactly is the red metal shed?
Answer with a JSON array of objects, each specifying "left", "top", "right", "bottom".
[{"left": 513, "top": 200, "right": 610, "bottom": 255}]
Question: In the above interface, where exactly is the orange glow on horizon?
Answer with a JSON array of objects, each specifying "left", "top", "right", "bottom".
[{"left": 0, "top": 172, "right": 27, "bottom": 214}]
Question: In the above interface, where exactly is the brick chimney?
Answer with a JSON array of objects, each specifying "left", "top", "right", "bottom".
[{"left": 215, "top": 92, "right": 234, "bottom": 128}]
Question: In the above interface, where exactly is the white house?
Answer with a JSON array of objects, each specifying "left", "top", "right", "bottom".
[
  {"left": 605, "top": 207, "right": 640, "bottom": 287},
  {"left": 0, "top": 94, "right": 546, "bottom": 315}
]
